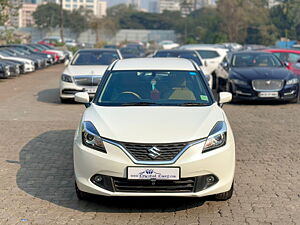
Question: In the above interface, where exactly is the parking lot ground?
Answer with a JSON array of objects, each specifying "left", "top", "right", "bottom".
[{"left": 0, "top": 64, "right": 299, "bottom": 225}]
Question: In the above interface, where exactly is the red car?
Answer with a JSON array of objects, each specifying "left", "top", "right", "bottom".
[{"left": 263, "top": 49, "right": 300, "bottom": 76}]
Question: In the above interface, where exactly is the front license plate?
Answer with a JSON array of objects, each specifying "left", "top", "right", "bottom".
[
  {"left": 258, "top": 92, "right": 279, "bottom": 98},
  {"left": 127, "top": 167, "right": 180, "bottom": 180},
  {"left": 85, "top": 88, "right": 97, "bottom": 94}
]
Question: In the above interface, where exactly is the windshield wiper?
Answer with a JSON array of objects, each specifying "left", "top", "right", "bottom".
[
  {"left": 121, "top": 102, "right": 158, "bottom": 106},
  {"left": 176, "top": 103, "right": 209, "bottom": 106}
]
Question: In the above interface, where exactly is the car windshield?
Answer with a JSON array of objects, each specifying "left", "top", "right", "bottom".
[
  {"left": 232, "top": 53, "right": 283, "bottom": 67},
  {"left": 71, "top": 51, "right": 120, "bottom": 65},
  {"left": 96, "top": 70, "right": 212, "bottom": 106},
  {"left": 154, "top": 51, "right": 202, "bottom": 66},
  {"left": 120, "top": 48, "right": 139, "bottom": 55},
  {"left": 197, "top": 50, "right": 220, "bottom": 59}
]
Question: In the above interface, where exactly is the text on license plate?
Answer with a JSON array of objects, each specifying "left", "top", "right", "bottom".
[
  {"left": 127, "top": 167, "right": 180, "bottom": 180},
  {"left": 85, "top": 88, "right": 97, "bottom": 93},
  {"left": 258, "top": 92, "right": 278, "bottom": 98}
]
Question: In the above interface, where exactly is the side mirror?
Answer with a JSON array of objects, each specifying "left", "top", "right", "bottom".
[
  {"left": 219, "top": 92, "right": 232, "bottom": 106},
  {"left": 75, "top": 92, "right": 90, "bottom": 104},
  {"left": 204, "top": 60, "right": 208, "bottom": 67},
  {"left": 64, "top": 59, "right": 70, "bottom": 66},
  {"left": 221, "top": 62, "right": 229, "bottom": 68}
]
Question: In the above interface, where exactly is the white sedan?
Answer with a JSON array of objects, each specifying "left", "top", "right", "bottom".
[
  {"left": 59, "top": 49, "right": 122, "bottom": 103},
  {"left": 0, "top": 52, "right": 35, "bottom": 73},
  {"left": 73, "top": 58, "right": 235, "bottom": 201}
]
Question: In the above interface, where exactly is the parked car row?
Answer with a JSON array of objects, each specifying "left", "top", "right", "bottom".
[{"left": 0, "top": 44, "right": 72, "bottom": 79}]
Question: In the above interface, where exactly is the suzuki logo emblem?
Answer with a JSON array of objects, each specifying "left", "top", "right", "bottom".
[
  {"left": 266, "top": 80, "right": 271, "bottom": 85},
  {"left": 147, "top": 146, "right": 161, "bottom": 159}
]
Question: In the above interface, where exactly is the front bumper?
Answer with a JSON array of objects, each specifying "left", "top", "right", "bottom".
[
  {"left": 74, "top": 130, "right": 235, "bottom": 197},
  {"left": 60, "top": 81, "right": 97, "bottom": 99},
  {"left": 24, "top": 64, "right": 35, "bottom": 73},
  {"left": 231, "top": 83, "right": 299, "bottom": 101}
]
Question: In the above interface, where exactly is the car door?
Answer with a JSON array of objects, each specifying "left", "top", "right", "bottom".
[{"left": 216, "top": 56, "right": 230, "bottom": 81}]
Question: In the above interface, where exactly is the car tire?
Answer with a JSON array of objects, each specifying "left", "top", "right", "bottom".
[
  {"left": 60, "top": 97, "right": 71, "bottom": 103},
  {"left": 75, "top": 182, "right": 90, "bottom": 201},
  {"left": 214, "top": 181, "right": 234, "bottom": 201},
  {"left": 289, "top": 94, "right": 299, "bottom": 104}
]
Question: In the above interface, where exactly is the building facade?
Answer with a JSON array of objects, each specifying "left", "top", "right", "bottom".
[
  {"left": 159, "top": 0, "right": 180, "bottom": 13},
  {"left": 18, "top": 3, "right": 38, "bottom": 27},
  {"left": 57, "top": 0, "right": 107, "bottom": 17}
]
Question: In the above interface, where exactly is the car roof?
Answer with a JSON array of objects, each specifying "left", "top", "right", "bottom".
[
  {"left": 232, "top": 51, "right": 273, "bottom": 55},
  {"left": 111, "top": 58, "right": 196, "bottom": 71},
  {"left": 156, "top": 49, "right": 196, "bottom": 53},
  {"left": 263, "top": 49, "right": 300, "bottom": 54},
  {"left": 78, "top": 48, "right": 118, "bottom": 52}
]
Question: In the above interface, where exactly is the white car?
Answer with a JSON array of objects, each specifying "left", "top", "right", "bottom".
[
  {"left": 59, "top": 49, "right": 122, "bottom": 103},
  {"left": 73, "top": 58, "right": 235, "bottom": 201},
  {"left": 159, "top": 40, "right": 180, "bottom": 50},
  {"left": 180, "top": 45, "right": 228, "bottom": 74},
  {"left": 0, "top": 52, "right": 35, "bottom": 73}
]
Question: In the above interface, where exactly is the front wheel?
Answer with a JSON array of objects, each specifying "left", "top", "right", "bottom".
[
  {"left": 289, "top": 94, "right": 299, "bottom": 104},
  {"left": 214, "top": 181, "right": 234, "bottom": 201},
  {"left": 75, "top": 182, "right": 91, "bottom": 201}
]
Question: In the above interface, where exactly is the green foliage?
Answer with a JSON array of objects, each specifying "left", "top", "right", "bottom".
[
  {"left": 33, "top": 3, "right": 61, "bottom": 28},
  {"left": 33, "top": 3, "right": 89, "bottom": 35}
]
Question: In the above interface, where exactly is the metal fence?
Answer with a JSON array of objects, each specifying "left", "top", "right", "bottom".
[{"left": 17, "top": 27, "right": 177, "bottom": 44}]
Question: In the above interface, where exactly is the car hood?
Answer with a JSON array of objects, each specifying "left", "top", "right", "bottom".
[
  {"left": 64, "top": 65, "right": 108, "bottom": 76},
  {"left": 231, "top": 67, "right": 292, "bottom": 80},
  {"left": 82, "top": 103, "right": 224, "bottom": 143}
]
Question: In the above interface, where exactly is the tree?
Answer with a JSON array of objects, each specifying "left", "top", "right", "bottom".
[
  {"left": 33, "top": 3, "right": 61, "bottom": 28},
  {"left": 270, "top": 0, "right": 300, "bottom": 40},
  {"left": 0, "top": 0, "right": 9, "bottom": 26}
]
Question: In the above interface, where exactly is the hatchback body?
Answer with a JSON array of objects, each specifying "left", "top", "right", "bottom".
[{"left": 73, "top": 58, "right": 235, "bottom": 200}]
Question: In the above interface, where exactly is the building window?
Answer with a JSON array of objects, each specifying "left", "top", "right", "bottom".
[
  {"left": 86, "top": 4, "right": 93, "bottom": 8},
  {"left": 73, "top": 4, "right": 78, "bottom": 8},
  {"left": 65, "top": 0, "right": 70, "bottom": 2},
  {"left": 86, "top": 0, "right": 93, "bottom": 2},
  {"left": 65, "top": 4, "right": 70, "bottom": 8}
]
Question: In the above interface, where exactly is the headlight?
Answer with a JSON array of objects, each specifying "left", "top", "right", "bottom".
[
  {"left": 61, "top": 74, "right": 73, "bottom": 83},
  {"left": 203, "top": 121, "right": 227, "bottom": 153},
  {"left": 286, "top": 78, "right": 299, "bottom": 85},
  {"left": 232, "top": 79, "right": 248, "bottom": 86},
  {"left": 81, "top": 121, "right": 106, "bottom": 153}
]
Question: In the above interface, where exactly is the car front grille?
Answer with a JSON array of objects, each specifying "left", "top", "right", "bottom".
[
  {"left": 252, "top": 80, "right": 284, "bottom": 91},
  {"left": 120, "top": 141, "right": 188, "bottom": 161},
  {"left": 113, "top": 177, "right": 195, "bottom": 193},
  {"left": 74, "top": 75, "right": 102, "bottom": 86}
]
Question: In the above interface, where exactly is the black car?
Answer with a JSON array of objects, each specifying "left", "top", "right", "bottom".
[
  {"left": 215, "top": 51, "right": 299, "bottom": 103},
  {"left": 120, "top": 47, "right": 141, "bottom": 58},
  {"left": 4, "top": 44, "right": 54, "bottom": 66},
  {"left": 0, "top": 61, "right": 11, "bottom": 78},
  {"left": 0, "top": 60, "right": 21, "bottom": 77},
  {"left": 153, "top": 49, "right": 203, "bottom": 67}
]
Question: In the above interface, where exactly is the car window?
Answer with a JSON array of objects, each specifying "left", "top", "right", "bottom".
[
  {"left": 71, "top": 51, "right": 120, "bottom": 65},
  {"left": 197, "top": 50, "right": 220, "bottom": 59},
  {"left": 288, "top": 53, "right": 300, "bottom": 63},
  {"left": 96, "top": 70, "right": 212, "bottom": 106},
  {"left": 231, "top": 53, "right": 282, "bottom": 67}
]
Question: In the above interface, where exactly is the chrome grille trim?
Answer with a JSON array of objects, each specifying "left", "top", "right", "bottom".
[
  {"left": 102, "top": 138, "right": 206, "bottom": 165},
  {"left": 74, "top": 75, "right": 102, "bottom": 87},
  {"left": 252, "top": 80, "right": 284, "bottom": 91}
]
